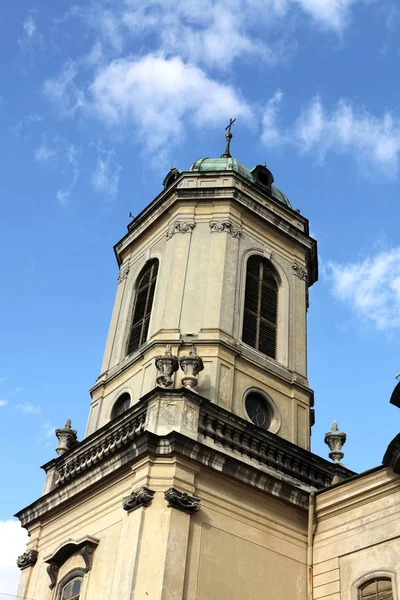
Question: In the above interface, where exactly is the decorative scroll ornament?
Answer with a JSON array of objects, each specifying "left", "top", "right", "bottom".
[
  {"left": 209, "top": 220, "right": 242, "bottom": 238},
  {"left": 292, "top": 262, "right": 308, "bottom": 281},
  {"left": 55, "top": 419, "right": 78, "bottom": 456},
  {"left": 179, "top": 345, "right": 204, "bottom": 389},
  {"left": 117, "top": 261, "right": 130, "bottom": 284},
  {"left": 164, "top": 487, "right": 201, "bottom": 514},
  {"left": 17, "top": 549, "right": 38, "bottom": 570},
  {"left": 324, "top": 421, "right": 347, "bottom": 463},
  {"left": 155, "top": 345, "right": 179, "bottom": 388},
  {"left": 166, "top": 221, "right": 196, "bottom": 240},
  {"left": 122, "top": 487, "right": 155, "bottom": 512}
]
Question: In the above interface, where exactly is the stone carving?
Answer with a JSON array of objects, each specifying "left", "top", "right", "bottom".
[
  {"left": 292, "top": 262, "right": 308, "bottom": 281},
  {"left": 55, "top": 419, "right": 78, "bottom": 456},
  {"left": 122, "top": 487, "right": 155, "bottom": 512},
  {"left": 47, "top": 562, "right": 59, "bottom": 589},
  {"left": 166, "top": 221, "right": 196, "bottom": 239},
  {"left": 324, "top": 421, "right": 347, "bottom": 463},
  {"left": 179, "top": 345, "right": 204, "bottom": 389},
  {"left": 117, "top": 261, "right": 130, "bottom": 284},
  {"left": 209, "top": 220, "right": 242, "bottom": 238},
  {"left": 17, "top": 549, "right": 38, "bottom": 570},
  {"left": 164, "top": 487, "right": 201, "bottom": 514},
  {"left": 155, "top": 345, "right": 179, "bottom": 387}
]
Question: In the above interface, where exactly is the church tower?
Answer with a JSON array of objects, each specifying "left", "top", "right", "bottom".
[{"left": 15, "top": 130, "right": 350, "bottom": 600}]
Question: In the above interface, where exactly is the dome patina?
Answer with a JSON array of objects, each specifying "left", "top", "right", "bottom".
[{"left": 188, "top": 157, "right": 292, "bottom": 209}]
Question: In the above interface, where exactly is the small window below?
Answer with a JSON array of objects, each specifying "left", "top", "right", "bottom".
[
  {"left": 111, "top": 392, "right": 131, "bottom": 420},
  {"left": 61, "top": 577, "right": 82, "bottom": 600},
  {"left": 245, "top": 392, "right": 272, "bottom": 430},
  {"left": 359, "top": 578, "right": 393, "bottom": 600}
]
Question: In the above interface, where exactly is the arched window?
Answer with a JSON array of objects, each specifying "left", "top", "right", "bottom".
[
  {"left": 127, "top": 259, "right": 159, "bottom": 355},
  {"left": 242, "top": 255, "right": 278, "bottom": 359},
  {"left": 111, "top": 392, "right": 131, "bottom": 420},
  {"left": 60, "top": 577, "right": 82, "bottom": 599},
  {"left": 358, "top": 578, "right": 393, "bottom": 600}
]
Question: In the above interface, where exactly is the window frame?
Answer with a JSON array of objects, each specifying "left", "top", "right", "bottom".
[
  {"left": 126, "top": 259, "right": 159, "bottom": 356},
  {"left": 352, "top": 571, "right": 397, "bottom": 600},
  {"left": 110, "top": 391, "right": 132, "bottom": 420},
  {"left": 242, "top": 387, "right": 281, "bottom": 434},
  {"left": 55, "top": 568, "right": 85, "bottom": 600}
]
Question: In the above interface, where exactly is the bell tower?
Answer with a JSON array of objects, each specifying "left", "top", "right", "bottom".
[
  {"left": 16, "top": 130, "right": 349, "bottom": 600},
  {"left": 86, "top": 128, "right": 317, "bottom": 450}
]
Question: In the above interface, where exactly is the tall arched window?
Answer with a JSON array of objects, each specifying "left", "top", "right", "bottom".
[
  {"left": 359, "top": 578, "right": 393, "bottom": 600},
  {"left": 242, "top": 255, "right": 278, "bottom": 359},
  {"left": 127, "top": 259, "right": 159, "bottom": 355}
]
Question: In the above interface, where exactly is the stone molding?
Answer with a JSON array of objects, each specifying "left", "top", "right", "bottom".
[
  {"left": 122, "top": 487, "right": 155, "bottom": 512},
  {"left": 166, "top": 220, "right": 196, "bottom": 239},
  {"left": 209, "top": 220, "right": 242, "bottom": 238},
  {"left": 44, "top": 537, "right": 99, "bottom": 589},
  {"left": 292, "top": 262, "right": 308, "bottom": 282},
  {"left": 17, "top": 549, "right": 38, "bottom": 570},
  {"left": 164, "top": 487, "right": 201, "bottom": 513}
]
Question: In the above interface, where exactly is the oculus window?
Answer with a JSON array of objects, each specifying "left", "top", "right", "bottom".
[
  {"left": 245, "top": 391, "right": 272, "bottom": 430},
  {"left": 127, "top": 259, "right": 159, "bottom": 355},
  {"left": 242, "top": 255, "right": 278, "bottom": 359}
]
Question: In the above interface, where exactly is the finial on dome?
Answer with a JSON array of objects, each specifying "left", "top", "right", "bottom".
[{"left": 221, "top": 117, "right": 236, "bottom": 158}]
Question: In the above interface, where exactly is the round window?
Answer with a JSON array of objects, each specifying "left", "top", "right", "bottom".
[{"left": 245, "top": 392, "right": 272, "bottom": 430}]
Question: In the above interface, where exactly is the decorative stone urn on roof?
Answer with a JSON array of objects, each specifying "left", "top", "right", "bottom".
[
  {"left": 179, "top": 345, "right": 204, "bottom": 389},
  {"left": 324, "top": 421, "right": 347, "bottom": 464}
]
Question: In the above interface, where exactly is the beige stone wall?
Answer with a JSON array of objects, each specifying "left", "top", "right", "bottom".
[
  {"left": 19, "top": 457, "right": 308, "bottom": 600},
  {"left": 313, "top": 467, "right": 400, "bottom": 600},
  {"left": 87, "top": 172, "right": 314, "bottom": 448}
]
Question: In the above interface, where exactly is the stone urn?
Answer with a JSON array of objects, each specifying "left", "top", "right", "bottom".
[
  {"left": 55, "top": 419, "right": 78, "bottom": 456},
  {"left": 324, "top": 421, "right": 346, "bottom": 463},
  {"left": 155, "top": 345, "right": 179, "bottom": 388},
  {"left": 179, "top": 345, "right": 204, "bottom": 389}
]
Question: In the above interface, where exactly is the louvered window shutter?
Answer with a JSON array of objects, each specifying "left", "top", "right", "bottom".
[
  {"left": 242, "top": 256, "right": 278, "bottom": 359},
  {"left": 359, "top": 579, "right": 393, "bottom": 600},
  {"left": 127, "top": 260, "right": 159, "bottom": 355}
]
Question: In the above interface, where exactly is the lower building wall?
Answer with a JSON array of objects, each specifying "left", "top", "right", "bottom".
[
  {"left": 18, "top": 456, "right": 308, "bottom": 600},
  {"left": 313, "top": 467, "right": 400, "bottom": 600}
]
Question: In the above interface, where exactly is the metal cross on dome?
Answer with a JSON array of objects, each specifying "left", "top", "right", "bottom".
[{"left": 225, "top": 118, "right": 236, "bottom": 134}]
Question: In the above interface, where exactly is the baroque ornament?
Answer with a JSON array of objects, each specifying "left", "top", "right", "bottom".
[
  {"left": 17, "top": 549, "right": 38, "bottom": 570},
  {"left": 324, "top": 421, "right": 347, "bottom": 463},
  {"left": 164, "top": 487, "right": 201, "bottom": 514},
  {"left": 292, "top": 262, "right": 308, "bottom": 281},
  {"left": 166, "top": 221, "right": 196, "bottom": 240},
  {"left": 180, "top": 345, "right": 204, "bottom": 389},
  {"left": 155, "top": 345, "right": 179, "bottom": 388},
  {"left": 209, "top": 220, "right": 242, "bottom": 238},
  {"left": 117, "top": 261, "right": 130, "bottom": 284},
  {"left": 122, "top": 487, "right": 155, "bottom": 512},
  {"left": 55, "top": 419, "right": 78, "bottom": 456}
]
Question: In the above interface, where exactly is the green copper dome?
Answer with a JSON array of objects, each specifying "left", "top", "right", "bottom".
[{"left": 188, "top": 157, "right": 292, "bottom": 209}]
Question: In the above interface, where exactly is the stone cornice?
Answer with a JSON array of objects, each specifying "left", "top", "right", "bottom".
[{"left": 15, "top": 389, "right": 353, "bottom": 528}]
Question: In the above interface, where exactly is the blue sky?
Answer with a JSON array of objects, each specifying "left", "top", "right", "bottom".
[{"left": 1, "top": 0, "right": 400, "bottom": 593}]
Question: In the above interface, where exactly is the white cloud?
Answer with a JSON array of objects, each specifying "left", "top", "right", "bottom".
[
  {"left": 43, "top": 423, "right": 56, "bottom": 437},
  {"left": 43, "top": 62, "right": 86, "bottom": 116},
  {"left": 0, "top": 520, "right": 29, "bottom": 596},
  {"left": 327, "top": 247, "right": 400, "bottom": 331},
  {"left": 91, "top": 145, "right": 121, "bottom": 201},
  {"left": 0, "top": 400, "right": 8, "bottom": 407},
  {"left": 23, "top": 16, "right": 36, "bottom": 38},
  {"left": 294, "top": 0, "right": 357, "bottom": 30},
  {"left": 56, "top": 144, "right": 79, "bottom": 206},
  {"left": 261, "top": 93, "right": 400, "bottom": 176},
  {"left": 18, "top": 14, "right": 43, "bottom": 54},
  {"left": 17, "top": 403, "right": 41, "bottom": 414},
  {"left": 90, "top": 54, "right": 251, "bottom": 151},
  {"left": 34, "top": 139, "right": 56, "bottom": 162}
]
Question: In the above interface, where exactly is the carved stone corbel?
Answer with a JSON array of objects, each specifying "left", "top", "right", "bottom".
[
  {"left": 44, "top": 536, "right": 99, "bottom": 590},
  {"left": 122, "top": 487, "right": 155, "bottom": 513},
  {"left": 209, "top": 220, "right": 242, "bottom": 238},
  {"left": 47, "top": 562, "right": 59, "bottom": 589},
  {"left": 17, "top": 549, "right": 38, "bottom": 570},
  {"left": 166, "top": 221, "right": 196, "bottom": 239},
  {"left": 292, "top": 262, "right": 308, "bottom": 282},
  {"left": 164, "top": 487, "right": 201, "bottom": 514}
]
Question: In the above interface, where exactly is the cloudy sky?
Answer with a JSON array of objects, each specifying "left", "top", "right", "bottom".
[{"left": 2, "top": 0, "right": 400, "bottom": 594}]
